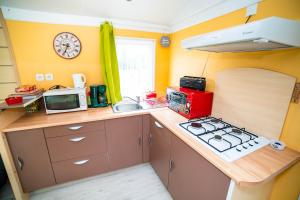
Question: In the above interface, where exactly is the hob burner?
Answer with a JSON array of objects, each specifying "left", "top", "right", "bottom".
[
  {"left": 191, "top": 122, "right": 202, "bottom": 128},
  {"left": 232, "top": 129, "right": 242, "bottom": 134},
  {"left": 211, "top": 119, "right": 220, "bottom": 123},
  {"left": 213, "top": 135, "right": 222, "bottom": 141}
]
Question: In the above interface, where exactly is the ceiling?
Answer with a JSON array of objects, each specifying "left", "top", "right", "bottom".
[
  {"left": 0, "top": 0, "right": 260, "bottom": 32},
  {"left": 0, "top": 0, "right": 225, "bottom": 25}
]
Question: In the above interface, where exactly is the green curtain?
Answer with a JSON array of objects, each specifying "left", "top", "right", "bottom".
[{"left": 100, "top": 21, "right": 122, "bottom": 104}]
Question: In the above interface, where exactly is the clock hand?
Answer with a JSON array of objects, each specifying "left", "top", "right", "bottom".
[{"left": 63, "top": 44, "right": 69, "bottom": 54}]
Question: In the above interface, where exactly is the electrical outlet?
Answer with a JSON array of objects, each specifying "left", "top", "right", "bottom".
[
  {"left": 36, "top": 74, "right": 44, "bottom": 81},
  {"left": 45, "top": 73, "right": 54, "bottom": 81}
]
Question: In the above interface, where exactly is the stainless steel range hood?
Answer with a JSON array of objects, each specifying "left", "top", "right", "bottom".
[{"left": 181, "top": 17, "right": 300, "bottom": 53}]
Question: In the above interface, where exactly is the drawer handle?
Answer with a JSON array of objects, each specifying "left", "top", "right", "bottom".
[
  {"left": 68, "top": 126, "right": 83, "bottom": 131},
  {"left": 169, "top": 160, "right": 175, "bottom": 172},
  {"left": 73, "top": 159, "right": 89, "bottom": 165},
  {"left": 17, "top": 156, "right": 24, "bottom": 171},
  {"left": 69, "top": 137, "right": 86, "bottom": 142},
  {"left": 154, "top": 121, "right": 163, "bottom": 129},
  {"left": 149, "top": 134, "right": 153, "bottom": 145}
]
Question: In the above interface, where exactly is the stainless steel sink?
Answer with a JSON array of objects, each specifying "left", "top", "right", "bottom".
[{"left": 112, "top": 103, "right": 143, "bottom": 113}]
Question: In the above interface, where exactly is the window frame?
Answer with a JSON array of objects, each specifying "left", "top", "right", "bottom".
[{"left": 115, "top": 36, "right": 156, "bottom": 96}]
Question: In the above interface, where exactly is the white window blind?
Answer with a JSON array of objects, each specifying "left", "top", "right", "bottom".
[{"left": 116, "top": 37, "right": 155, "bottom": 97}]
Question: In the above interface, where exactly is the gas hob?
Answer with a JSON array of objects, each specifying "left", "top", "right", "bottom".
[{"left": 179, "top": 117, "right": 270, "bottom": 162}]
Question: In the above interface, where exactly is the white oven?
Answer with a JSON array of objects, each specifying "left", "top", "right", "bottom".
[{"left": 43, "top": 88, "right": 87, "bottom": 114}]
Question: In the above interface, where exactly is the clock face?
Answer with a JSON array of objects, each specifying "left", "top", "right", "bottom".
[{"left": 53, "top": 32, "right": 81, "bottom": 59}]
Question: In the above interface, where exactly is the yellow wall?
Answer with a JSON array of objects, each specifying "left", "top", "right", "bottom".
[
  {"left": 5, "top": 21, "right": 169, "bottom": 96},
  {"left": 169, "top": 0, "right": 300, "bottom": 199}
]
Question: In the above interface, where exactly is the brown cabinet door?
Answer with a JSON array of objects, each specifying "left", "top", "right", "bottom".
[
  {"left": 6, "top": 129, "right": 56, "bottom": 192},
  {"left": 168, "top": 134, "right": 230, "bottom": 200},
  {"left": 106, "top": 116, "right": 143, "bottom": 171},
  {"left": 142, "top": 114, "right": 150, "bottom": 162},
  {"left": 149, "top": 117, "right": 171, "bottom": 187}
]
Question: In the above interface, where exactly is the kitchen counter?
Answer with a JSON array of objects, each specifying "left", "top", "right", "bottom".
[
  {"left": 2, "top": 107, "right": 149, "bottom": 132},
  {"left": 3, "top": 107, "right": 300, "bottom": 187}
]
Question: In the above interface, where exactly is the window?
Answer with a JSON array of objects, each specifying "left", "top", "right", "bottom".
[{"left": 116, "top": 37, "right": 155, "bottom": 97}]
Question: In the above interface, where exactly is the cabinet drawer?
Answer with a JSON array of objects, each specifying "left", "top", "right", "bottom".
[
  {"left": 52, "top": 154, "right": 109, "bottom": 184},
  {"left": 47, "top": 130, "right": 107, "bottom": 162},
  {"left": 44, "top": 121, "right": 105, "bottom": 138}
]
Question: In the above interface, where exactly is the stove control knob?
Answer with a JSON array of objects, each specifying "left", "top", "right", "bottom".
[
  {"left": 248, "top": 140, "right": 255, "bottom": 146},
  {"left": 242, "top": 143, "right": 249, "bottom": 149},
  {"left": 254, "top": 138, "right": 260, "bottom": 144},
  {"left": 236, "top": 145, "right": 243, "bottom": 152}
]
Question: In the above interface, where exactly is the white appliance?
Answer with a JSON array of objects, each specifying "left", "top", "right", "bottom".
[
  {"left": 43, "top": 88, "right": 87, "bottom": 114},
  {"left": 72, "top": 73, "right": 86, "bottom": 88},
  {"left": 182, "top": 17, "right": 300, "bottom": 52},
  {"left": 179, "top": 117, "right": 269, "bottom": 162}
]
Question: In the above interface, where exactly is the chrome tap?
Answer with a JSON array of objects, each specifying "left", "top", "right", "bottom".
[{"left": 123, "top": 96, "right": 141, "bottom": 105}]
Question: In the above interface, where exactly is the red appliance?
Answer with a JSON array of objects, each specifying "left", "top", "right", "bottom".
[{"left": 166, "top": 87, "right": 213, "bottom": 119}]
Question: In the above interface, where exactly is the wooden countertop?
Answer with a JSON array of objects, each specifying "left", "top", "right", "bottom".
[
  {"left": 3, "top": 107, "right": 300, "bottom": 187},
  {"left": 2, "top": 107, "right": 148, "bottom": 132}
]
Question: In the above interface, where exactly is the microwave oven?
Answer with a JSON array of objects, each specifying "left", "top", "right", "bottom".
[
  {"left": 166, "top": 87, "right": 213, "bottom": 119},
  {"left": 43, "top": 88, "right": 87, "bottom": 114}
]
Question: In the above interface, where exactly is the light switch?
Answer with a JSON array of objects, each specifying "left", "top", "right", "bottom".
[
  {"left": 45, "top": 73, "right": 54, "bottom": 81},
  {"left": 36, "top": 74, "right": 44, "bottom": 81}
]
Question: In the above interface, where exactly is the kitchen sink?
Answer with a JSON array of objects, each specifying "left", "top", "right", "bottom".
[
  {"left": 112, "top": 103, "right": 143, "bottom": 113},
  {"left": 112, "top": 96, "right": 168, "bottom": 113}
]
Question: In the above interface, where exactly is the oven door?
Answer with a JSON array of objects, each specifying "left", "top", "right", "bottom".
[
  {"left": 169, "top": 91, "right": 186, "bottom": 105},
  {"left": 44, "top": 94, "right": 80, "bottom": 112},
  {"left": 167, "top": 90, "right": 188, "bottom": 113}
]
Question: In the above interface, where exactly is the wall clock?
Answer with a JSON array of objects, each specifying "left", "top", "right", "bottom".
[{"left": 53, "top": 32, "right": 81, "bottom": 59}]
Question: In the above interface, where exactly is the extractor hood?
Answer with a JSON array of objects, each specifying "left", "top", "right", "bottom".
[{"left": 181, "top": 17, "right": 300, "bottom": 52}]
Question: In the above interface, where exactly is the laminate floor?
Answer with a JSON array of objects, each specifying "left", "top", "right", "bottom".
[{"left": 30, "top": 163, "right": 173, "bottom": 200}]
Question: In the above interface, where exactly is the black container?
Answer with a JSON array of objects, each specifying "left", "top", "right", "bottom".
[{"left": 180, "top": 76, "right": 206, "bottom": 91}]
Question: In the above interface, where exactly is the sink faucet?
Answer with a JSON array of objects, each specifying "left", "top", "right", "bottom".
[
  {"left": 136, "top": 96, "right": 141, "bottom": 104},
  {"left": 123, "top": 96, "right": 141, "bottom": 104}
]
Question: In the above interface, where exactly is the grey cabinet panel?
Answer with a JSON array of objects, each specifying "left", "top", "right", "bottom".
[
  {"left": 149, "top": 117, "right": 171, "bottom": 187},
  {"left": 106, "top": 116, "right": 143, "bottom": 170},
  {"left": 6, "top": 129, "right": 56, "bottom": 192},
  {"left": 168, "top": 134, "right": 230, "bottom": 200}
]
